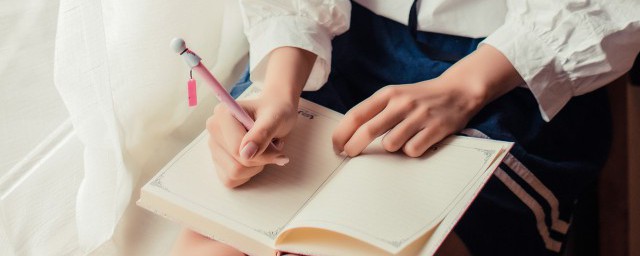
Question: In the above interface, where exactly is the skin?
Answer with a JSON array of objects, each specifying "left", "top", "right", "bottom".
[
  {"left": 173, "top": 44, "right": 524, "bottom": 255},
  {"left": 172, "top": 229, "right": 471, "bottom": 256},
  {"left": 205, "top": 46, "right": 316, "bottom": 188}
]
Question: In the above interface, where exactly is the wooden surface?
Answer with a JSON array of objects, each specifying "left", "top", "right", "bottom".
[
  {"left": 599, "top": 76, "right": 629, "bottom": 256},
  {"left": 598, "top": 75, "right": 640, "bottom": 256},
  {"left": 628, "top": 81, "right": 640, "bottom": 256}
]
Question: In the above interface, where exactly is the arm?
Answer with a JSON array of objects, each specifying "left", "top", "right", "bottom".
[
  {"left": 261, "top": 47, "right": 317, "bottom": 107},
  {"left": 240, "top": 0, "right": 351, "bottom": 91},
  {"left": 332, "top": 44, "right": 522, "bottom": 157},
  {"left": 238, "top": 46, "right": 317, "bottom": 162},
  {"left": 333, "top": 0, "right": 640, "bottom": 157},
  {"left": 208, "top": 1, "right": 350, "bottom": 188},
  {"left": 483, "top": 0, "right": 640, "bottom": 121}
]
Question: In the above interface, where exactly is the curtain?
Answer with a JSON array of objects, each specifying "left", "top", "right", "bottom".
[{"left": 53, "top": 0, "right": 248, "bottom": 253}]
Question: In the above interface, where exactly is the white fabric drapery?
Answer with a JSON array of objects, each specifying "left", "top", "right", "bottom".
[{"left": 53, "top": 0, "right": 248, "bottom": 254}]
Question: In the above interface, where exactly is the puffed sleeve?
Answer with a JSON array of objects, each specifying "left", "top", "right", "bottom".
[
  {"left": 481, "top": 0, "right": 640, "bottom": 121},
  {"left": 239, "top": 0, "right": 351, "bottom": 91}
]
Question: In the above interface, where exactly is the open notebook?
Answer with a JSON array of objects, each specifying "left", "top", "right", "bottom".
[{"left": 137, "top": 86, "right": 513, "bottom": 256}]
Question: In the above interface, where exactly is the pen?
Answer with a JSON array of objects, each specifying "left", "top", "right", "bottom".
[{"left": 171, "top": 38, "right": 279, "bottom": 149}]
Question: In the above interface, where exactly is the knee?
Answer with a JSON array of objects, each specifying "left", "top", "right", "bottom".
[
  {"left": 171, "top": 229, "right": 245, "bottom": 256},
  {"left": 434, "top": 232, "right": 472, "bottom": 256}
]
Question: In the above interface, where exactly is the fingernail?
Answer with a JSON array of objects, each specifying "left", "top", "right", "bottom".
[
  {"left": 274, "top": 156, "right": 290, "bottom": 166},
  {"left": 240, "top": 142, "right": 258, "bottom": 160},
  {"left": 339, "top": 151, "right": 348, "bottom": 157}
]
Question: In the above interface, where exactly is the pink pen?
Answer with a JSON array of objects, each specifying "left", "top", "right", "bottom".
[{"left": 171, "top": 38, "right": 280, "bottom": 151}]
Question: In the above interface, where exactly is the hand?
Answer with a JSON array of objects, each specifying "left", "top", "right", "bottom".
[
  {"left": 206, "top": 96, "right": 298, "bottom": 188},
  {"left": 332, "top": 79, "right": 485, "bottom": 157},
  {"left": 206, "top": 46, "right": 315, "bottom": 188},
  {"left": 332, "top": 45, "right": 523, "bottom": 157}
]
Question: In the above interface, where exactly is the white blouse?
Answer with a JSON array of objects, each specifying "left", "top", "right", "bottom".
[{"left": 239, "top": 0, "right": 640, "bottom": 121}]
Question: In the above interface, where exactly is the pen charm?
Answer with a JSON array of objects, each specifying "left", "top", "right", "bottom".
[{"left": 187, "top": 70, "right": 197, "bottom": 107}]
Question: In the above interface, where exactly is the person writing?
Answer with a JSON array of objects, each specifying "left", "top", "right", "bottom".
[{"left": 172, "top": 0, "right": 640, "bottom": 255}]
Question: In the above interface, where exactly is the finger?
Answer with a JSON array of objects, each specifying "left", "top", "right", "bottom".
[
  {"left": 213, "top": 106, "right": 289, "bottom": 167},
  {"left": 333, "top": 89, "right": 391, "bottom": 153},
  {"left": 238, "top": 128, "right": 290, "bottom": 167},
  {"left": 273, "top": 138, "right": 285, "bottom": 150},
  {"left": 247, "top": 146, "right": 290, "bottom": 167},
  {"left": 402, "top": 125, "right": 447, "bottom": 158},
  {"left": 240, "top": 111, "right": 283, "bottom": 161},
  {"left": 213, "top": 158, "right": 250, "bottom": 189},
  {"left": 210, "top": 140, "right": 264, "bottom": 181},
  {"left": 215, "top": 133, "right": 288, "bottom": 169},
  {"left": 342, "top": 105, "right": 406, "bottom": 156},
  {"left": 213, "top": 133, "right": 287, "bottom": 168},
  {"left": 381, "top": 114, "right": 424, "bottom": 152},
  {"left": 211, "top": 104, "right": 250, "bottom": 158},
  {"left": 209, "top": 138, "right": 249, "bottom": 188}
]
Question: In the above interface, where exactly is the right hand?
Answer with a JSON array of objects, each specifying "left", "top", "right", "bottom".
[{"left": 206, "top": 96, "right": 298, "bottom": 188}]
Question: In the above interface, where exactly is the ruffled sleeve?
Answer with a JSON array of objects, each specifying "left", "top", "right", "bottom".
[{"left": 482, "top": 0, "right": 640, "bottom": 121}]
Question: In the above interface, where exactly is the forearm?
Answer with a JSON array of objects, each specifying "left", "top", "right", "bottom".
[
  {"left": 262, "top": 47, "right": 317, "bottom": 106},
  {"left": 440, "top": 44, "right": 524, "bottom": 109}
]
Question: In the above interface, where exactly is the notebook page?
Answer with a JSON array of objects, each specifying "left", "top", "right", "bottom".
[
  {"left": 144, "top": 99, "right": 346, "bottom": 245},
  {"left": 418, "top": 144, "right": 511, "bottom": 255},
  {"left": 284, "top": 136, "right": 507, "bottom": 253}
]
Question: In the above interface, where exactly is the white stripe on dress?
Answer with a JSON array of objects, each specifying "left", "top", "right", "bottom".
[
  {"left": 503, "top": 154, "right": 569, "bottom": 233},
  {"left": 494, "top": 167, "right": 563, "bottom": 252},
  {"left": 461, "top": 128, "right": 569, "bottom": 234}
]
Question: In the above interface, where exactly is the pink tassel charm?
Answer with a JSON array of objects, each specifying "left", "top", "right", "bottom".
[{"left": 187, "top": 78, "right": 197, "bottom": 107}]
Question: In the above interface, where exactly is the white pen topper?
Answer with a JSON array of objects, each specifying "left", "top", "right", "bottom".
[
  {"left": 171, "top": 38, "right": 202, "bottom": 106},
  {"left": 171, "top": 38, "right": 202, "bottom": 68}
]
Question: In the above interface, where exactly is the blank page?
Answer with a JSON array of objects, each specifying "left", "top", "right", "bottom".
[
  {"left": 285, "top": 136, "right": 508, "bottom": 253},
  {"left": 143, "top": 99, "right": 346, "bottom": 245}
]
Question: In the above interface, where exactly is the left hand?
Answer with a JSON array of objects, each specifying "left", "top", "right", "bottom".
[
  {"left": 332, "top": 45, "right": 523, "bottom": 157},
  {"left": 332, "top": 78, "right": 486, "bottom": 157}
]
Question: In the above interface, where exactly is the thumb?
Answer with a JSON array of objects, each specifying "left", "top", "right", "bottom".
[{"left": 239, "top": 114, "right": 282, "bottom": 161}]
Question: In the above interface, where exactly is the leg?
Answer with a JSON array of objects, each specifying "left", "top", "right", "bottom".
[
  {"left": 170, "top": 229, "right": 245, "bottom": 256},
  {"left": 435, "top": 232, "right": 472, "bottom": 256}
]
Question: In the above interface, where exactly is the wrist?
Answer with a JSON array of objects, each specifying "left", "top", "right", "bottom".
[
  {"left": 261, "top": 46, "right": 317, "bottom": 107},
  {"left": 428, "top": 76, "right": 488, "bottom": 115},
  {"left": 261, "top": 82, "right": 301, "bottom": 108},
  {"left": 440, "top": 44, "right": 523, "bottom": 108}
]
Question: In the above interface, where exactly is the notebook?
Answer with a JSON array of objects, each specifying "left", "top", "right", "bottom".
[{"left": 137, "top": 85, "right": 513, "bottom": 256}]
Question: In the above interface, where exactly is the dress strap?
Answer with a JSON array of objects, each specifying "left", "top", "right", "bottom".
[{"left": 408, "top": 0, "right": 419, "bottom": 39}]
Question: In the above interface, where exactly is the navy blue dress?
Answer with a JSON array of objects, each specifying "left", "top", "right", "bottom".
[{"left": 232, "top": 2, "right": 611, "bottom": 255}]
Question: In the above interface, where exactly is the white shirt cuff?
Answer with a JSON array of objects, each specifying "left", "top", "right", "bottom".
[
  {"left": 246, "top": 15, "right": 333, "bottom": 92},
  {"left": 481, "top": 22, "right": 574, "bottom": 122}
]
